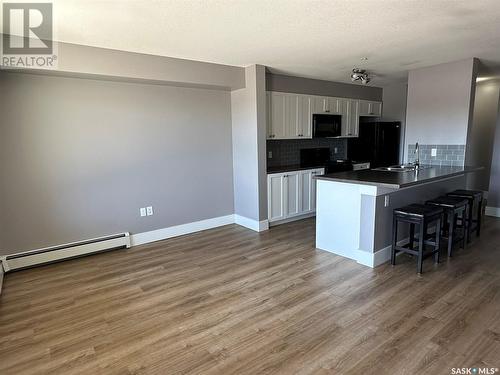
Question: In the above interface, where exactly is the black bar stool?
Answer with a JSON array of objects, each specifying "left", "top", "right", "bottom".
[
  {"left": 391, "top": 204, "right": 443, "bottom": 274},
  {"left": 425, "top": 196, "right": 468, "bottom": 257},
  {"left": 447, "top": 190, "right": 483, "bottom": 241}
]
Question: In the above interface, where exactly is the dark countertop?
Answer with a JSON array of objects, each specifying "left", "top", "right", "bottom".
[
  {"left": 315, "top": 166, "right": 483, "bottom": 189},
  {"left": 267, "top": 164, "right": 326, "bottom": 174}
]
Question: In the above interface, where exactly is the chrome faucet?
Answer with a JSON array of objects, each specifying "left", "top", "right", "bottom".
[{"left": 414, "top": 142, "right": 420, "bottom": 169}]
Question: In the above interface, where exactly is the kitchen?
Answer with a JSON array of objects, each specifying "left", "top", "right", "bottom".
[
  {"left": 266, "top": 72, "right": 393, "bottom": 219},
  {"left": 265, "top": 58, "right": 494, "bottom": 273}
]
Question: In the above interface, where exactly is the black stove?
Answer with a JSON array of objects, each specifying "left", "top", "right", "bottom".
[{"left": 300, "top": 147, "right": 353, "bottom": 174}]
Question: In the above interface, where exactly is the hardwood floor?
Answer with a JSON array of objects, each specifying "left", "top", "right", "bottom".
[{"left": 1, "top": 217, "right": 499, "bottom": 375}]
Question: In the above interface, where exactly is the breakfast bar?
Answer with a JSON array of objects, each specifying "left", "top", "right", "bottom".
[{"left": 314, "top": 166, "right": 482, "bottom": 267}]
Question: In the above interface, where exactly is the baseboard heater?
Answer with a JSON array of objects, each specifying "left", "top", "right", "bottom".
[{"left": 2, "top": 232, "right": 131, "bottom": 272}]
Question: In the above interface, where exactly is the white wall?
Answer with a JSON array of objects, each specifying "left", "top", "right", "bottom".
[
  {"left": 488, "top": 94, "right": 500, "bottom": 208},
  {"left": 466, "top": 79, "right": 500, "bottom": 191},
  {"left": 404, "top": 58, "right": 477, "bottom": 159},
  {"left": 231, "top": 65, "right": 268, "bottom": 226}
]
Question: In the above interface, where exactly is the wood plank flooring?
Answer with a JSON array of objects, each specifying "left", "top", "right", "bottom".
[{"left": 1, "top": 217, "right": 499, "bottom": 374}]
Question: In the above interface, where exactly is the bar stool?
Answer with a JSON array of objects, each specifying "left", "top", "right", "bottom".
[
  {"left": 425, "top": 196, "right": 468, "bottom": 257},
  {"left": 391, "top": 204, "right": 443, "bottom": 274},
  {"left": 447, "top": 190, "right": 483, "bottom": 242}
]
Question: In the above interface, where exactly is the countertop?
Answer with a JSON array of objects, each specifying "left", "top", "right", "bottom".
[
  {"left": 315, "top": 165, "right": 483, "bottom": 189},
  {"left": 267, "top": 164, "right": 326, "bottom": 174}
]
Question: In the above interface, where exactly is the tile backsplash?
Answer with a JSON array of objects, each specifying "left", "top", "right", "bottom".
[
  {"left": 267, "top": 138, "right": 347, "bottom": 167},
  {"left": 406, "top": 144, "right": 465, "bottom": 167}
]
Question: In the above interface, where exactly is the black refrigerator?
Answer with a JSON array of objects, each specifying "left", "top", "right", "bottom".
[{"left": 348, "top": 121, "right": 401, "bottom": 168}]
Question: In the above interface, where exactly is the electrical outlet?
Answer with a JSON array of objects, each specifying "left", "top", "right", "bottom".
[
  {"left": 268, "top": 151, "right": 272, "bottom": 159},
  {"left": 334, "top": 147, "right": 338, "bottom": 154},
  {"left": 431, "top": 148, "right": 437, "bottom": 157},
  {"left": 384, "top": 195, "right": 390, "bottom": 207},
  {"left": 140, "top": 207, "right": 147, "bottom": 217},
  {"left": 146, "top": 206, "right": 154, "bottom": 216}
]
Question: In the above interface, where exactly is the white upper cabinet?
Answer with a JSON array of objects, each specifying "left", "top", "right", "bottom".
[
  {"left": 359, "top": 100, "right": 383, "bottom": 117},
  {"left": 268, "top": 92, "right": 287, "bottom": 139},
  {"left": 342, "top": 99, "right": 360, "bottom": 138},
  {"left": 298, "top": 95, "right": 313, "bottom": 138},
  {"left": 326, "top": 97, "right": 343, "bottom": 114},
  {"left": 311, "top": 96, "right": 342, "bottom": 114},
  {"left": 267, "top": 92, "right": 313, "bottom": 140},
  {"left": 311, "top": 96, "right": 327, "bottom": 114},
  {"left": 267, "top": 91, "right": 382, "bottom": 139},
  {"left": 284, "top": 94, "right": 300, "bottom": 138}
]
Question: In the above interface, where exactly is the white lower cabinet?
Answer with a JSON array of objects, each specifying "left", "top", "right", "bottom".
[
  {"left": 268, "top": 168, "right": 325, "bottom": 224},
  {"left": 267, "top": 173, "right": 286, "bottom": 221},
  {"left": 285, "top": 172, "right": 301, "bottom": 217}
]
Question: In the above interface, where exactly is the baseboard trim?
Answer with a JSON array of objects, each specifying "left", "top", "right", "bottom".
[
  {"left": 485, "top": 206, "right": 500, "bottom": 218},
  {"left": 269, "top": 212, "right": 316, "bottom": 227},
  {"left": 130, "top": 214, "right": 235, "bottom": 246},
  {"left": 234, "top": 215, "right": 269, "bottom": 232},
  {"left": 356, "top": 238, "right": 408, "bottom": 268}
]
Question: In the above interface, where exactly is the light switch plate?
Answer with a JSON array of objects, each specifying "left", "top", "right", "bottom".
[
  {"left": 140, "top": 208, "right": 147, "bottom": 217},
  {"left": 431, "top": 148, "right": 437, "bottom": 157},
  {"left": 146, "top": 206, "right": 154, "bottom": 216},
  {"left": 268, "top": 151, "right": 272, "bottom": 158}
]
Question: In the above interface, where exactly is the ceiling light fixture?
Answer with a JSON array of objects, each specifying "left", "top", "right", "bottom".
[{"left": 350, "top": 68, "right": 371, "bottom": 85}]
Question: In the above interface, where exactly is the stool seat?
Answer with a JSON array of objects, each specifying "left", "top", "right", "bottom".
[
  {"left": 426, "top": 195, "right": 468, "bottom": 257},
  {"left": 446, "top": 189, "right": 484, "bottom": 241},
  {"left": 426, "top": 196, "right": 468, "bottom": 209},
  {"left": 447, "top": 189, "right": 483, "bottom": 199},
  {"left": 394, "top": 204, "right": 443, "bottom": 218}
]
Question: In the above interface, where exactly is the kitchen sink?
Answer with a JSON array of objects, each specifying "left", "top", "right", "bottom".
[{"left": 373, "top": 164, "right": 430, "bottom": 172}]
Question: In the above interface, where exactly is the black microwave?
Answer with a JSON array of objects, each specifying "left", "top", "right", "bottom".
[{"left": 313, "top": 114, "right": 342, "bottom": 138}]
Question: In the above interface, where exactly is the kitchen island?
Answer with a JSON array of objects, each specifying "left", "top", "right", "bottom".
[{"left": 314, "top": 166, "right": 481, "bottom": 267}]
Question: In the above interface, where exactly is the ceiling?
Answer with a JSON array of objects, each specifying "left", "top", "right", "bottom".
[{"left": 42, "top": 0, "right": 500, "bottom": 85}]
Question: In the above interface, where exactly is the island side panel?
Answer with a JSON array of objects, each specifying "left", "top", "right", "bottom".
[
  {"left": 357, "top": 194, "right": 378, "bottom": 267},
  {"left": 315, "top": 179, "right": 377, "bottom": 262},
  {"left": 373, "top": 175, "right": 467, "bottom": 260}
]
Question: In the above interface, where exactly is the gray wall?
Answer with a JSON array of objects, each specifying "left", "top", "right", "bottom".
[
  {"left": 266, "top": 73, "right": 382, "bottom": 101},
  {"left": 231, "top": 65, "right": 268, "bottom": 222},
  {"left": 466, "top": 79, "right": 500, "bottom": 191},
  {"left": 404, "top": 58, "right": 477, "bottom": 160},
  {"left": 380, "top": 82, "right": 408, "bottom": 163},
  {"left": 488, "top": 98, "right": 500, "bottom": 208},
  {"left": 0, "top": 72, "right": 235, "bottom": 255}
]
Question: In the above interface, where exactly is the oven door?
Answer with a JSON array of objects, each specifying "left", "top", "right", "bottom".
[{"left": 313, "top": 114, "right": 342, "bottom": 138}]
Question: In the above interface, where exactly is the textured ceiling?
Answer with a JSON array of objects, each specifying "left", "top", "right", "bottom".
[{"left": 40, "top": 0, "right": 500, "bottom": 85}]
